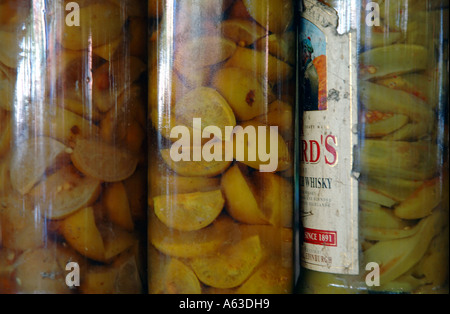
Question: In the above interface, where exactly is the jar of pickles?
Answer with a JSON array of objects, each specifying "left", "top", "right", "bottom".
[
  {"left": 148, "top": 0, "right": 296, "bottom": 294},
  {"left": 0, "top": 0, "right": 147, "bottom": 294},
  {"left": 298, "top": 0, "right": 449, "bottom": 294}
]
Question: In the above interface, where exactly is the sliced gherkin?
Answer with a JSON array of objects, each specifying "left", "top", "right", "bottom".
[
  {"left": 364, "top": 210, "right": 444, "bottom": 284},
  {"left": 357, "top": 140, "right": 438, "bottom": 181},
  {"left": 359, "top": 81, "right": 435, "bottom": 140},
  {"left": 359, "top": 44, "right": 427, "bottom": 80}
]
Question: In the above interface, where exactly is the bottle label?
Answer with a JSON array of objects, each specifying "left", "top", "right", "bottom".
[{"left": 300, "top": 0, "right": 359, "bottom": 275}]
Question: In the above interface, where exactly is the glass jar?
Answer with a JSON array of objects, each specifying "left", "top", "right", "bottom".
[
  {"left": 298, "top": 0, "right": 449, "bottom": 294},
  {"left": 148, "top": 0, "right": 296, "bottom": 294},
  {"left": 0, "top": 0, "right": 147, "bottom": 294}
]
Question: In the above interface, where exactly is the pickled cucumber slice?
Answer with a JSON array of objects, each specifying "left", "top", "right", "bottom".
[
  {"left": 29, "top": 165, "right": 102, "bottom": 220},
  {"left": 190, "top": 235, "right": 263, "bottom": 289},
  {"left": 359, "top": 44, "right": 427, "bottom": 80},
  {"left": 359, "top": 81, "right": 434, "bottom": 140},
  {"left": 394, "top": 177, "right": 443, "bottom": 220},
  {"left": 360, "top": 176, "right": 424, "bottom": 202},
  {"left": 10, "top": 137, "right": 68, "bottom": 195},
  {"left": 359, "top": 185, "right": 398, "bottom": 208},
  {"left": 153, "top": 190, "right": 225, "bottom": 232},
  {"left": 364, "top": 210, "right": 444, "bottom": 284},
  {"left": 358, "top": 140, "right": 438, "bottom": 181},
  {"left": 363, "top": 112, "right": 409, "bottom": 138},
  {"left": 360, "top": 202, "right": 414, "bottom": 230},
  {"left": 71, "top": 138, "right": 139, "bottom": 182}
]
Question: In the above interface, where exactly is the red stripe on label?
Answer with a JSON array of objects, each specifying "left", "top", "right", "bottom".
[{"left": 303, "top": 228, "right": 337, "bottom": 247}]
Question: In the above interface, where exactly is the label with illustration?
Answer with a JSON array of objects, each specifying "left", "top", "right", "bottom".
[{"left": 300, "top": 0, "right": 359, "bottom": 275}]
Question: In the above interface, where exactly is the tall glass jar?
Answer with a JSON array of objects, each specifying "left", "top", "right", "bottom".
[
  {"left": 298, "top": 0, "right": 449, "bottom": 294},
  {"left": 0, "top": 0, "right": 147, "bottom": 294},
  {"left": 148, "top": 0, "right": 296, "bottom": 294}
]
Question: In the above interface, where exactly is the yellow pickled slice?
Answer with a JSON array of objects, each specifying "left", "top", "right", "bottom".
[
  {"left": 0, "top": 65, "right": 14, "bottom": 111},
  {"left": 0, "top": 194, "right": 45, "bottom": 251},
  {"left": 153, "top": 257, "right": 202, "bottom": 294},
  {"left": 0, "top": 110, "right": 11, "bottom": 158},
  {"left": 174, "top": 87, "right": 237, "bottom": 138},
  {"left": 100, "top": 225, "right": 136, "bottom": 261},
  {"left": 362, "top": 221, "right": 422, "bottom": 241},
  {"left": 232, "top": 121, "right": 291, "bottom": 172},
  {"left": 31, "top": 105, "right": 100, "bottom": 145},
  {"left": 220, "top": 19, "right": 267, "bottom": 47},
  {"left": 221, "top": 164, "right": 267, "bottom": 225},
  {"left": 238, "top": 224, "right": 293, "bottom": 259},
  {"left": 254, "top": 32, "right": 295, "bottom": 65},
  {"left": 190, "top": 235, "right": 263, "bottom": 289},
  {"left": 242, "top": 0, "right": 293, "bottom": 34},
  {"left": 253, "top": 100, "right": 293, "bottom": 140},
  {"left": 225, "top": 47, "right": 293, "bottom": 84},
  {"left": 364, "top": 210, "right": 444, "bottom": 284},
  {"left": 14, "top": 247, "right": 71, "bottom": 294},
  {"left": 394, "top": 177, "right": 443, "bottom": 220},
  {"left": 0, "top": 30, "right": 23, "bottom": 68},
  {"left": 103, "top": 182, "right": 134, "bottom": 231},
  {"left": 174, "top": 36, "right": 236, "bottom": 75},
  {"left": 252, "top": 172, "right": 293, "bottom": 228},
  {"left": 113, "top": 253, "right": 143, "bottom": 294},
  {"left": 212, "top": 67, "right": 274, "bottom": 121},
  {"left": 10, "top": 137, "right": 68, "bottom": 195},
  {"left": 81, "top": 265, "right": 118, "bottom": 294},
  {"left": 160, "top": 148, "right": 232, "bottom": 178},
  {"left": 360, "top": 202, "right": 414, "bottom": 230},
  {"left": 61, "top": 207, "right": 105, "bottom": 262},
  {"left": 93, "top": 57, "right": 146, "bottom": 113},
  {"left": 150, "top": 174, "right": 220, "bottom": 197},
  {"left": 236, "top": 258, "right": 293, "bottom": 294},
  {"left": 153, "top": 190, "right": 225, "bottom": 232},
  {"left": 150, "top": 214, "right": 230, "bottom": 259},
  {"left": 59, "top": 2, "right": 126, "bottom": 50},
  {"left": 71, "top": 138, "right": 139, "bottom": 182},
  {"left": 361, "top": 176, "right": 424, "bottom": 202},
  {"left": 413, "top": 227, "right": 449, "bottom": 287},
  {"left": 29, "top": 165, "right": 101, "bottom": 220},
  {"left": 92, "top": 36, "right": 122, "bottom": 61}
]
